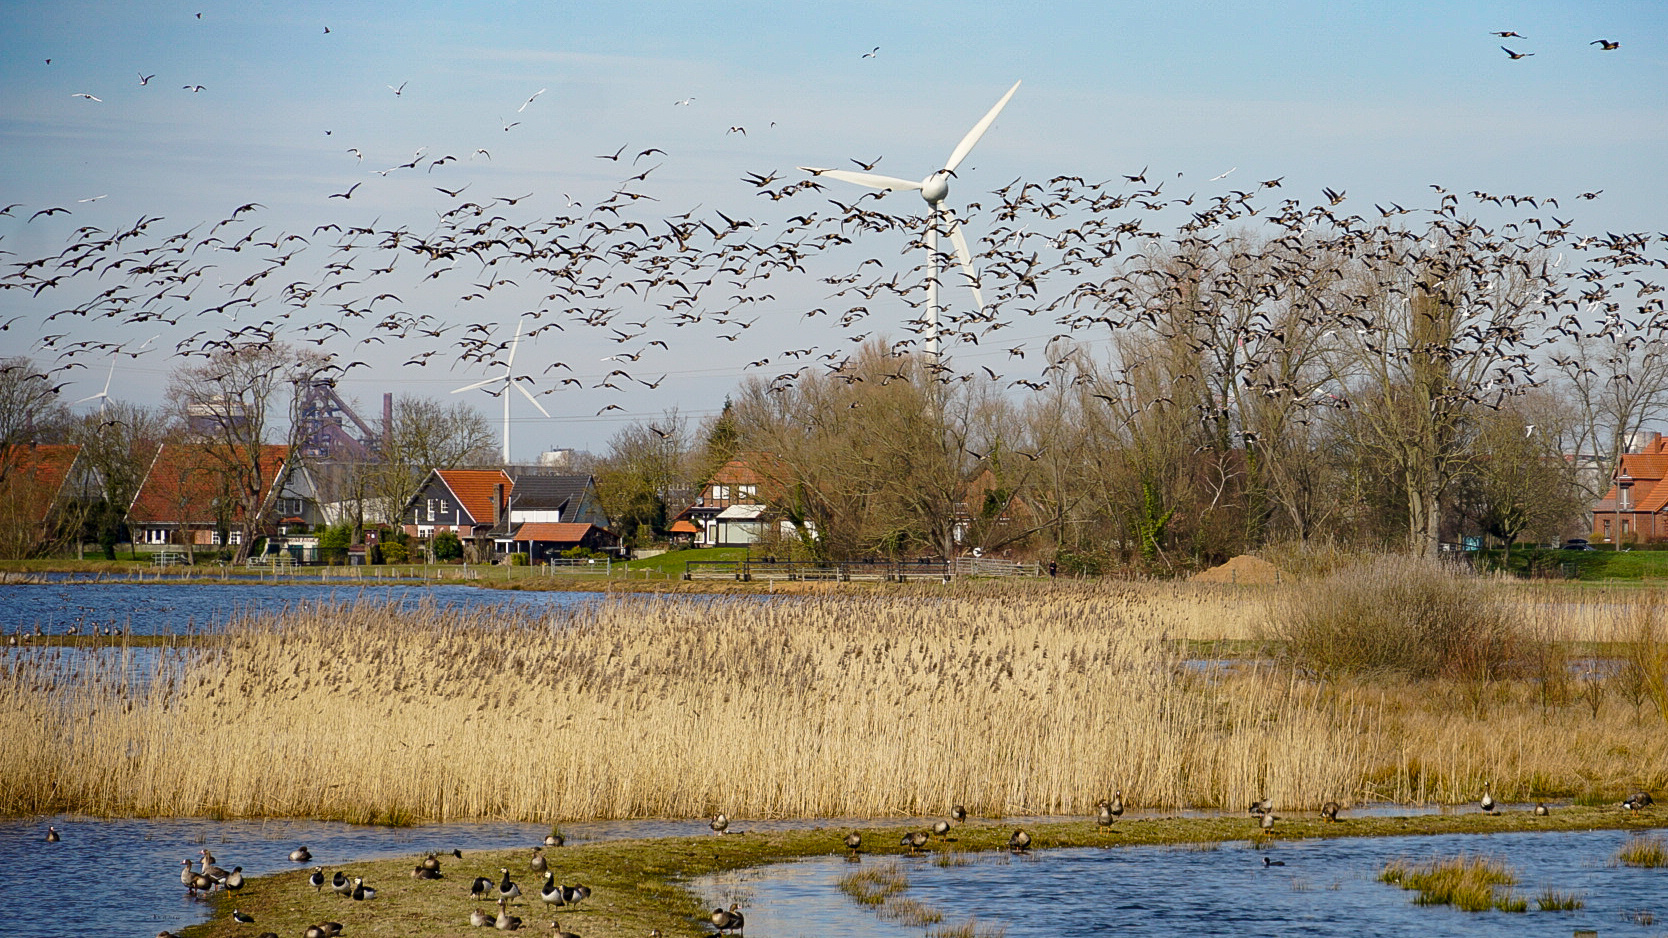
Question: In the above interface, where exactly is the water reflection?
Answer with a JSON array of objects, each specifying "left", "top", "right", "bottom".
[{"left": 719, "top": 829, "right": 1668, "bottom": 938}]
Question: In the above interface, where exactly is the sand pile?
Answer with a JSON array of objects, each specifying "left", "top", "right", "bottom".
[{"left": 1191, "top": 554, "right": 1281, "bottom": 584}]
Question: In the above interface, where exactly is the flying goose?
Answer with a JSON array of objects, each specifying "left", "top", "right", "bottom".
[
  {"left": 290, "top": 846, "right": 312, "bottom": 862},
  {"left": 1248, "top": 798, "right": 1272, "bottom": 816},
  {"left": 499, "top": 868, "right": 522, "bottom": 901}
]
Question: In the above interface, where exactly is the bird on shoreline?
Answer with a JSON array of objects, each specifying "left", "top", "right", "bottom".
[
  {"left": 1260, "top": 811, "right": 1276, "bottom": 831},
  {"left": 951, "top": 804, "right": 967, "bottom": 824},
  {"left": 900, "top": 830, "right": 929, "bottom": 854},
  {"left": 1321, "top": 801, "right": 1341, "bottom": 822},
  {"left": 710, "top": 904, "right": 744, "bottom": 935},
  {"left": 1623, "top": 791, "right": 1654, "bottom": 811},
  {"left": 471, "top": 875, "right": 493, "bottom": 901},
  {"left": 844, "top": 831, "right": 862, "bottom": 854},
  {"left": 1110, "top": 791, "right": 1125, "bottom": 820},
  {"left": 931, "top": 819, "right": 951, "bottom": 838},
  {"left": 1533, "top": 802, "right": 1550, "bottom": 816},
  {"left": 1481, "top": 784, "right": 1497, "bottom": 813},
  {"left": 710, "top": 813, "right": 729, "bottom": 835},
  {"left": 1008, "top": 829, "right": 1032, "bottom": 853}
]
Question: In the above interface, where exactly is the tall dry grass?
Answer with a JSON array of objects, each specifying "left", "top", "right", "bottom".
[{"left": 1, "top": 580, "right": 1664, "bottom": 822}]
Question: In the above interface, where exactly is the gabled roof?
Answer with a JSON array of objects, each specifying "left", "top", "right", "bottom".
[
  {"left": 128, "top": 443, "right": 289, "bottom": 524},
  {"left": 669, "top": 520, "right": 699, "bottom": 534},
  {"left": 1598, "top": 434, "right": 1668, "bottom": 514},
  {"left": 431, "top": 469, "right": 513, "bottom": 525},
  {"left": 504, "top": 473, "right": 593, "bottom": 511},
  {"left": 0, "top": 444, "right": 81, "bottom": 523},
  {"left": 505, "top": 522, "right": 607, "bottom": 543}
]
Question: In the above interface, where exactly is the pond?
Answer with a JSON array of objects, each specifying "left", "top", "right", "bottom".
[{"left": 712, "top": 828, "right": 1668, "bottom": 938}]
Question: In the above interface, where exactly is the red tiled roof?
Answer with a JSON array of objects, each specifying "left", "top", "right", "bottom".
[
  {"left": 129, "top": 443, "right": 288, "bottom": 524},
  {"left": 508, "top": 522, "right": 602, "bottom": 543},
  {"left": 1598, "top": 437, "right": 1668, "bottom": 514},
  {"left": 0, "top": 444, "right": 79, "bottom": 523},
  {"left": 669, "top": 520, "right": 699, "bottom": 534},
  {"left": 434, "top": 469, "right": 512, "bottom": 525}
]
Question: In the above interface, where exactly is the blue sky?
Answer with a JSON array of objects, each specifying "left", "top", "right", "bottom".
[{"left": 2, "top": 1, "right": 1664, "bottom": 456}]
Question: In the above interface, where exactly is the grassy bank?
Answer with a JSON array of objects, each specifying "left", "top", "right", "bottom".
[
  {"left": 4, "top": 579, "right": 1665, "bottom": 821},
  {"left": 176, "top": 807, "right": 1668, "bottom": 938}
]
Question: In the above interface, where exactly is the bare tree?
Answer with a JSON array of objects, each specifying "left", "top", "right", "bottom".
[{"left": 367, "top": 395, "right": 497, "bottom": 524}]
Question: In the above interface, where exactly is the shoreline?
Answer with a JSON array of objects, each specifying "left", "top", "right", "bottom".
[{"left": 175, "top": 806, "right": 1668, "bottom": 938}]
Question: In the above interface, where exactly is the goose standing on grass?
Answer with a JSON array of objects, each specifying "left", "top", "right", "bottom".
[
  {"left": 710, "top": 813, "right": 729, "bottom": 835},
  {"left": 1623, "top": 791, "right": 1654, "bottom": 811},
  {"left": 539, "top": 872, "right": 564, "bottom": 906},
  {"left": 1009, "top": 829, "right": 1032, "bottom": 853},
  {"left": 560, "top": 884, "right": 590, "bottom": 908},
  {"left": 1260, "top": 810, "right": 1276, "bottom": 831},
  {"left": 931, "top": 820, "right": 951, "bottom": 838},
  {"left": 1096, "top": 799, "right": 1115, "bottom": 827},
  {"left": 421, "top": 852, "right": 442, "bottom": 872},
  {"left": 844, "top": 831, "right": 862, "bottom": 854},
  {"left": 496, "top": 898, "right": 523, "bottom": 931},
  {"left": 225, "top": 866, "right": 245, "bottom": 892},
  {"left": 331, "top": 871, "right": 353, "bottom": 898},
  {"left": 290, "top": 846, "right": 312, "bottom": 862},
  {"left": 231, "top": 909, "right": 254, "bottom": 923},
  {"left": 900, "top": 830, "right": 929, "bottom": 854},
  {"left": 471, "top": 875, "right": 494, "bottom": 901},
  {"left": 1480, "top": 784, "right": 1496, "bottom": 814},
  {"left": 951, "top": 804, "right": 967, "bottom": 824},
  {"left": 1110, "top": 790, "right": 1125, "bottom": 819},
  {"left": 499, "top": 868, "right": 522, "bottom": 902},
  {"left": 45, "top": 826, "right": 59, "bottom": 842},
  {"left": 1533, "top": 802, "right": 1550, "bottom": 816},
  {"left": 1320, "top": 801, "right": 1341, "bottom": 822},
  {"left": 530, "top": 847, "right": 548, "bottom": 874},
  {"left": 308, "top": 868, "right": 325, "bottom": 892}
]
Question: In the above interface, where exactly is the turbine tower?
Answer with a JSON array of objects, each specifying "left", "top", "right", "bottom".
[
  {"left": 451, "top": 315, "right": 549, "bottom": 464},
  {"left": 800, "top": 80, "right": 1019, "bottom": 360}
]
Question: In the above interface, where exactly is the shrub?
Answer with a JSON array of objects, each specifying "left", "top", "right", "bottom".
[
  {"left": 380, "top": 541, "right": 408, "bottom": 563},
  {"left": 1270, "top": 555, "right": 1526, "bottom": 680},
  {"left": 509, "top": 552, "right": 529, "bottom": 566},
  {"left": 432, "top": 531, "right": 463, "bottom": 561}
]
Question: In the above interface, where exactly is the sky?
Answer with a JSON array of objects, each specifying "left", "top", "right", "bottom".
[{"left": 1, "top": 0, "right": 1664, "bottom": 459}]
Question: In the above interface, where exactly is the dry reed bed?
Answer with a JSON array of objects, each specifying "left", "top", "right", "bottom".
[{"left": 0, "top": 582, "right": 1663, "bottom": 822}]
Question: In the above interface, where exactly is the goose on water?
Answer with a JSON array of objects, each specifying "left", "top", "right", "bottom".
[
  {"left": 180, "top": 860, "right": 196, "bottom": 890},
  {"left": 1320, "top": 801, "right": 1341, "bottom": 822},
  {"left": 290, "top": 846, "right": 312, "bottom": 862},
  {"left": 1480, "top": 784, "right": 1496, "bottom": 813},
  {"left": 1263, "top": 856, "right": 1285, "bottom": 867},
  {"left": 46, "top": 826, "right": 60, "bottom": 842}
]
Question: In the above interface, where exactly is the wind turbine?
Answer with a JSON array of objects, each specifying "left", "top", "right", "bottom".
[
  {"left": 75, "top": 336, "right": 158, "bottom": 418},
  {"left": 451, "top": 315, "right": 549, "bottom": 464},
  {"left": 800, "top": 80, "right": 1019, "bottom": 360}
]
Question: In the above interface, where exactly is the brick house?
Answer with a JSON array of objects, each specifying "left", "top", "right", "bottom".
[
  {"left": 401, "top": 469, "right": 614, "bottom": 559},
  {"left": 674, "top": 454, "right": 786, "bottom": 548},
  {"left": 1592, "top": 432, "right": 1668, "bottom": 545},
  {"left": 126, "top": 443, "right": 297, "bottom": 552},
  {"left": 0, "top": 444, "right": 95, "bottom": 557}
]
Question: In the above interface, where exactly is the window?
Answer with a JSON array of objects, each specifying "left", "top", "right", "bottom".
[
  {"left": 229, "top": 530, "right": 242, "bottom": 545},
  {"left": 426, "top": 498, "right": 437, "bottom": 521},
  {"left": 145, "top": 528, "right": 169, "bottom": 544},
  {"left": 738, "top": 484, "right": 757, "bottom": 500},
  {"left": 712, "top": 484, "right": 730, "bottom": 500}
]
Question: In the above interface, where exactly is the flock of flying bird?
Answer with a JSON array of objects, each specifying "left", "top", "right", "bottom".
[{"left": 1491, "top": 28, "right": 1625, "bottom": 59}]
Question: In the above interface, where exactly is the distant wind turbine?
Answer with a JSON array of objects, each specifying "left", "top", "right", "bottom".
[
  {"left": 75, "top": 336, "right": 158, "bottom": 417},
  {"left": 800, "top": 80, "right": 1019, "bottom": 359},
  {"left": 450, "top": 316, "right": 549, "bottom": 464}
]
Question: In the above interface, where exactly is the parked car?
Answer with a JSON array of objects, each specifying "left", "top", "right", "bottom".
[{"left": 1563, "top": 538, "right": 1595, "bottom": 551}]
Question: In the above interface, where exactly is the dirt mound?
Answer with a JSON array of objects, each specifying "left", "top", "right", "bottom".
[{"left": 1192, "top": 554, "right": 1282, "bottom": 585}]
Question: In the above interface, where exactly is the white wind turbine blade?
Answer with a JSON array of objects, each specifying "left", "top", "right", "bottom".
[
  {"left": 944, "top": 216, "right": 986, "bottom": 312},
  {"left": 450, "top": 375, "right": 504, "bottom": 395},
  {"left": 505, "top": 315, "right": 526, "bottom": 369},
  {"left": 513, "top": 381, "right": 552, "bottom": 418},
  {"left": 798, "top": 167, "right": 924, "bottom": 191},
  {"left": 942, "top": 80, "right": 1020, "bottom": 174}
]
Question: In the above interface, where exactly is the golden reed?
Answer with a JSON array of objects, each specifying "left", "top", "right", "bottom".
[{"left": 0, "top": 581, "right": 1662, "bottom": 821}]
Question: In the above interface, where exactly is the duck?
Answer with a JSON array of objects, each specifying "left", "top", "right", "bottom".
[
  {"left": 45, "top": 826, "right": 60, "bottom": 842},
  {"left": 499, "top": 868, "right": 522, "bottom": 902},
  {"left": 470, "top": 908, "right": 493, "bottom": 927},
  {"left": 496, "top": 898, "right": 523, "bottom": 931},
  {"left": 351, "top": 877, "right": 376, "bottom": 900},
  {"left": 1533, "top": 802, "right": 1550, "bottom": 816},
  {"left": 308, "top": 868, "right": 325, "bottom": 892},
  {"left": 539, "top": 872, "right": 564, "bottom": 906},
  {"left": 900, "top": 830, "right": 929, "bottom": 854},
  {"left": 471, "top": 875, "right": 494, "bottom": 901},
  {"left": 332, "top": 871, "right": 353, "bottom": 898},
  {"left": 544, "top": 832, "right": 565, "bottom": 847},
  {"left": 1320, "top": 801, "right": 1341, "bottom": 822},
  {"left": 549, "top": 918, "right": 580, "bottom": 938},
  {"left": 951, "top": 804, "right": 967, "bottom": 824},
  {"left": 225, "top": 866, "right": 245, "bottom": 892},
  {"left": 290, "top": 846, "right": 312, "bottom": 862},
  {"left": 530, "top": 847, "right": 548, "bottom": 874},
  {"left": 1623, "top": 791, "right": 1654, "bottom": 811},
  {"left": 231, "top": 909, "right": 255, "bottom": 923},
  {"left": 1008, "top": 829, "right": 1032, "bottom": 853},
  {"left": 1480, "top": 784, "right": 1496, "bottom": 814},
  {"left": 710, "top": 813, "right": 729, "bottom": 835},
  {"left": 931, "top": 820, "right": 951, "bottom": 838},
  {"left": 844, "top": 831, "right": 862, "bottom": 853},
  {"left": 710, "top": 904, "right": 745, "bottom": 935},
  {"left": 1263, "top": 856, "right": 1286, "bottom": 867}
]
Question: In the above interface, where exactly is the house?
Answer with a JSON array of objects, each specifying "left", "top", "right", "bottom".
[
  {"left": 1592, "top": 431, "right": 1668, "bottom": 544},
  {"left": 675, "top": 454, "right": 785, "bottom": 547},
  {"left": 400, "top": 469, "right": 615, "bottom": 559},
  {"left": 952, "top": 467, "right": 1037, "bottom": 551},
  {"left": 0, "top": 444, "right": 94, "bottom": 557},
  {"left": 126, "top": 443, "right": 295, "bottom": 551}
]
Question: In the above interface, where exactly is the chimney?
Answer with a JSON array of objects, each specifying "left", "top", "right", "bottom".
[{"left": 491, "top": 483, "right": 504, "bottom": 527}]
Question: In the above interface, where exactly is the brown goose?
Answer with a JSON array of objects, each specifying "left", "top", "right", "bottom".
[
  {"left": 1008, "top": 829, "right": 1032, "bottom": 853},
  {"left": 1623, "top": 791, "right": 1654, "bottom": 811},
  {"left": 844, "top": 831, "right": 862, "bottom": 853},
  {"left": 421, "top": 852, "right": 442, "bottom": 872},
  {"left": 951, "top": 804, "right": 967, "bottom": 824},
  {"left": 1095, "top": 799, "right": 1114, "bottom": 827},
  {"left": 1110, "top": 790, "right": 1125, "bottom": 819},
  {"left": 544, "top": 831, "right": 565, "bottom": 847},
  {"left": 710, "top": 903, "right": 745, "bottom": 935},
  {"left": 530, "top": 847, "right": 548, "bottom": 874},
  {"left": 549, "top": 918, "right": 580, "bottom": 938},
  {"left": 496, "top": 898, "right": 523, "bottom": 931},
  {"left": 900, "top": 830, "right": 929, "bottom": 854},
  {"left": 1320, "top": 801, "right": 1341, "bottom": 822},
  {"left": 470, "top": 908, "right": 494, "bottom": 927},
  {"left": 931, "top": 820, "right": 951, "bottom": 838},
  {"left": 710, "top": 813, "right": 729, "bottom": 835}
]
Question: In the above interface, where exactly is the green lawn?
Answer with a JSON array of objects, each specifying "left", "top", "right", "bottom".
[
  {"left": 622, "top": 546, "right": 749, "bottom": 577},
  {"left": 1474, "top": 547, "right": 1668, "bottom": 581}
]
